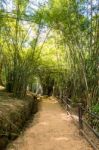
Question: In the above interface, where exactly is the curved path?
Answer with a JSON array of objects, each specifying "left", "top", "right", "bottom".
[{"left": 7, "top": 97, "right": 93, "bottom": 150}]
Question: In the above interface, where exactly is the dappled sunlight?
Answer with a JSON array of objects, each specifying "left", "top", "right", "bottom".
[
  {"left": 6, "top": 97, "right": 93, "bottom": 150},
  {"left": 0, "top": 86, "right": 5, "bottom": 90},
  {"left": 38, "top": 121, "right": 49, "bottom": 126},
  {"left": 0, "top": 0, "right": 98, "bottom": 149},
  {"left": 43, "top": 99, "right": 58, "bottom": 104},
  {"left": 54, "top": 137, "right": 69, "bottom": 141},
  {"left": 71, "top": 114, "right": 79, "bottom": 121},
  {"left": 60, "top": 113, "right": 72, "bottom": 121},
  {"left": 46, "top": 100, "right": 58, "bottom": 104}
]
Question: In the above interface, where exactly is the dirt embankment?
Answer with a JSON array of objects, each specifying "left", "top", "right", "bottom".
[{"left": 0, "top": 87, "right": 39, "bottom": 150}]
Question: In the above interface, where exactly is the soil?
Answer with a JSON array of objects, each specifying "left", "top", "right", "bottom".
[
  {"left": 0, "top": 86, "right": 38, "bottom": 150},
  {"left": 6, "top": 97, "right": 93, "bottom": 150}
]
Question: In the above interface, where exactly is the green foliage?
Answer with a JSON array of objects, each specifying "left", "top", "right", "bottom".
[
  {"left": 91, "top": 104, "right": 99, "bottom": 115},
  {"left": 0, "top": 0, "right": 98, "bottom": 107},
  {"left": 39, "top": 0, "right": 99, "bottom": 107}
]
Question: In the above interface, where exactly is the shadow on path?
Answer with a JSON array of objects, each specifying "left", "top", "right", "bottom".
[{"left": 6, "top": 97, "right": 93, "bottom": 150}]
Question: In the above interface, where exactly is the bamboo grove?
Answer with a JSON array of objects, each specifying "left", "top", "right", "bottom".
[{"left": 0, "top": 0, "right": 99, "bottom": 111}]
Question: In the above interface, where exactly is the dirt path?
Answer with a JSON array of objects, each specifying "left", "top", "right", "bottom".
[{"left": 7, "top": 97, "right": 93, "bottom": 150}]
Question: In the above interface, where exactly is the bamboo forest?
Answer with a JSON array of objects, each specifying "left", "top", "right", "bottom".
[{"left": 0, "top": 0, "right": 99, "bottom": 150}]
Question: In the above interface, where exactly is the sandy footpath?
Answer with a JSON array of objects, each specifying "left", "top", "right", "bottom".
[{"left": 7, "top": 97, "right": 93, "bottom": 150}]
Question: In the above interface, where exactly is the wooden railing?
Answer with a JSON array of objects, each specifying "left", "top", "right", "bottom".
[{"left": 58, "top": 96, "right": 99, "bottom": 150}]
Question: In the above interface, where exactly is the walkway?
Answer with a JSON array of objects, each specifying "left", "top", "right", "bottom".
[{"left": 7, "top": 97, "right": 93, "bottom": 150}]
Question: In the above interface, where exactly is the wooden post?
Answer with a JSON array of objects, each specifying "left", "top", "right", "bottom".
[
  {"left": 66, "top": 98, "right": 69, "bottom": 114},
  {"left": 78, "top": 103, "right": 83, "bottom": 135}
]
